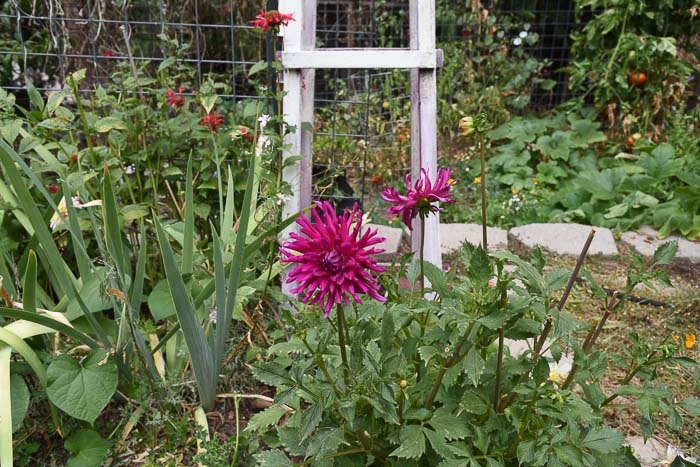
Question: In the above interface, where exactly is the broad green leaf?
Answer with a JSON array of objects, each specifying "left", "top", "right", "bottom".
[
  {"left": 26, "top": 81, "right": 44, "bottom": 111},
  {"left": 464, "top": 349, "right": 485, "bottom": 386},
  {"left": 429, "top": 410, "right": 470, "bottom": 440},
  {"left": 580, "top": 427, "right": 624, "bottom": 454},
  {"left": 652, "top": 241, "right": 678, "bottom": 267},
  {"left": 299, "top": 403, "right": 323, "bottom": 441},
  {"left": 251, "top": 362, "right": 295, "bottom": 387},
  {"left": 423, "top": 427, "right": 452, "bottom": 458},
  {"left": 93, "top": 116, "right": 127, "bottom": 133},
  {"left": 246, "top": 406, "right": 287, "bottom": 432},
  {"left": 148, "top": 279, "right": 176, "bottom": 321},
  {"left": 248, "top": 60, "right": 268, "bottom": 77},
  {"left": 577, "top": 169, "right": 625, "bottom": 201},
  {"left": 64, "top": 429, "right": 112, "bottom": 467},
  {"left": 390, "top": 425, "right": 425, "bottom": 459},
  {"left": 535, "top": 131, "right": 572, "bottom": 161},
  {"left": 306, "top": 427, "right": 344, "bottom": 458},
  {"left": 678, "top": 397, "right": 700, "bottom": 416},
  {"left": 46, "top": 349, "right": 118, "bottom": 424},
  {"left": 255, "top": 449, "right": 293, "bottom": 467},
  {"left": 66, "top": 272, "right": 115, "bottom": 320},
  {"left": 121, "top": 204, "right": 149, "bottom": 222},
  {"left": 10, "top": 373, "right": 29, "bottom": 433},
  {"left": 468, "top": 246, "right": 491, "bottom": 289},
  {"left": 638, "top": 145, "right": 681, "bottom": 179}
]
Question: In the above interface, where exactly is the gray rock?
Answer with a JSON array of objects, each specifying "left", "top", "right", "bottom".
[
  {"left": 440, "top": 223, "right": 508, "bottom": 255},
  {"left": 626, "top": 436, "right": 667, "bottom": 467},
  {"left": 508, "top": 223, "right": 618, "bottom": 257},
  {"left": 364, "top": 223, "right": 403, "bottom": 255},
  {"left": 621, "top": 225, "right": 700, "bottom": 266}
]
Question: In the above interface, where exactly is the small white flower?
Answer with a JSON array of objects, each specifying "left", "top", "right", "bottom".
[
  {"left": 513, "top": 37, "right": 522, "bottom": 46},
  {"left": 143, "top": 169, "right": 151, "bottom": 177},
  {"left": 208, "top": 309, "right": 217, "bottom": 324},
  {"left": 658, "top": 444, "right": 698, "bottom": 466},
  {"left": 125, "top": 164, "right": 135, "bottom": 175},
  {"left": 258, "top": 114, "right": 271, "bottom": 128},
  {"left": 519, "top": 31, "right": 528, "bottom": 39},
  {"left": 548, "top": 358, "right": 573, "bottom": 385},
  {"left": 275, "top": 193, "right": 289, "bottom": 206}
]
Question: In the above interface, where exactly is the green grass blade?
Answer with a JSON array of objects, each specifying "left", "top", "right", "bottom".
[
  {"left": 0, "top": 140, "right": 77, "bottom": 292},
  {"left": 217, "top": 152, "right": 256, "bottom": 366},
  {"left": 63, "top": 184, "right": 92, "bottom": 281},
  {"left": 0, "top": 326, "right": 47, "bottom": 386},
  {"left": 0, "top": 243, "right": 16, "bottom": 298},
  {"left": 222, "top": 168, "right": 235, "bottom": 246},
  {"left": 22, "top": 250, "right": 36, "bottom": 314},
  {"left": 182, "top": 156, "right": 194, "bottom": 274},
  {"left": 211, "top": 229, "right": 227, "bottom": 366},
  {"left": 102, "top": 169, "right": 127, "bottom": 281},
  {"left": 129, "top": 222, "right": 147, "bottom": 315},
  {"left": 154, "top": 216, "right": 215, "bottom": 410},
  {"left": 152, "top": 212, "right": 301, "bottom": 353},
  {"left": 0, "top": 309, "right": 98, "bottom": 349},
  {"left": 0, "top": 348, "right": 13, "bottom": 467}
]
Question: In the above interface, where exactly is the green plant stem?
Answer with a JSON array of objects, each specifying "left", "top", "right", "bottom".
[
  {"left": 420, "top": 215, "right": 425, "bottom": 296},
  {"left": 301, "top": 335, "right": 342, "bottom": 399},
  {"left": 563, "top": 294, "right": 621, "bottom": 389},
  {"left": 425, "top": 321, "right": 476, "bottom": 409},
  {"left": 500, "top": 229, "right": 596, "bottom": 411},
  {"left": 68, "top": 77, "right": 97, "bottom": 167},
  {"left": 494, "top": 288, "right": 508, "bottom": 412},
  {"left": 600, "top": 350, "right": 658, "bottom": 407},
  {"left": 230, "top": 395, "right": 240, "bottom": 467},
  {"left": 336, "top": 305, "right": 350, "bottom": 387},
  {"left": 478, "top": 133, "right": 488, "bottom": 250}
]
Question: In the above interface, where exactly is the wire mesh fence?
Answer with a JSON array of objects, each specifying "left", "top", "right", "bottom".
[{"left": 0, "top": 0, "right": 584, "bottom": 208}]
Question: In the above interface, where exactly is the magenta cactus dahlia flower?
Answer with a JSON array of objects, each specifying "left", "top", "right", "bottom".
[
  {"left": 280, "top": 201, "right": 387, "bottom": 317},
  {"left": 380, "top": 167, "right": 456, "bottom": 230}
]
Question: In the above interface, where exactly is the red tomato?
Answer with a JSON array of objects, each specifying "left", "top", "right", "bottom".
[{"left": 628, "top": 72, "right": 647, "bottom": 86}]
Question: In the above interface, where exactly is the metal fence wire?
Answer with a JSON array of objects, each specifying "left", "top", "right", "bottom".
[{"left": 0, "top": 0, "right": 582, "bottom": 208}]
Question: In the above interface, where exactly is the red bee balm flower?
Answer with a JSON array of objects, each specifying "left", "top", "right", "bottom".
[
  {"left": 280, "top": 202, "right": 386, "bottom": 317},
  {"left": 250, "top": 10, "right": 295, "bottom": 32},
  {"left": 381, "top": 167, "right": 456, "bottom": 230},
  {"left": 200, "top": 111, "right": 225, "bottom": 132},
  {"left": 166, "top": 87, "right": 186, "bottom": 109}
]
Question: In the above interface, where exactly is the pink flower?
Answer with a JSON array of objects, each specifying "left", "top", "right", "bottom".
[
  {"left": 280, "top": 202, "right": 386, "bottom": 317},
  {"left": 250, "top": 11, "right": 295, "bottom": 32},
  {"left": 381, "top": 167, "right": 456, "bottom": 230},
  {"left": 166, "top": 87, "right": 186, "bottom": 109}
]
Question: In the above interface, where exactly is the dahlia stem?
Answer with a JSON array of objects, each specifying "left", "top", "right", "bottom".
[
  {"left": 419, "top": 216, "right": 426, "bottom": 297},
  {"left": 478, "top": 133, "right": 488, "bottom": 251},
  {"left": 494, "top": 288, "right": 507, "bottom": 412},
  {"left": 336, "top": 304, "right": 350, "bottom": 387}
]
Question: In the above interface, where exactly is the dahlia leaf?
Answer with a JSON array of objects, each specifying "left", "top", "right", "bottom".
[
  {"left": 299, "top": 403, "right": 323, "bottom": 442},
  {"left": 390, "top": 425, "right": 425, "bottom": 459}
]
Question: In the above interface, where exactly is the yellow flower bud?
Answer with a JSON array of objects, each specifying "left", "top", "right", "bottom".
[
  {"left": 399, "top": 380, "right": 409, "bottom": 389},
  {"left": 459, "top": 116, "right": 475, "bottom": 136}
]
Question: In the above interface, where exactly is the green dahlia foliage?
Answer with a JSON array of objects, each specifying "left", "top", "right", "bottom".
[{"left": 250, "top": 236, "right": 698, "bottom": 466}]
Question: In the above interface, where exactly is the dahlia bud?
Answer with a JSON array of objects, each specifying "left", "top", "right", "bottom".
[
  {"left": 399, "top": 380, "right": 409, "bottom": 389},
  {"left": 459, "top": 116, "right": 474, "bottom": 136}
]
